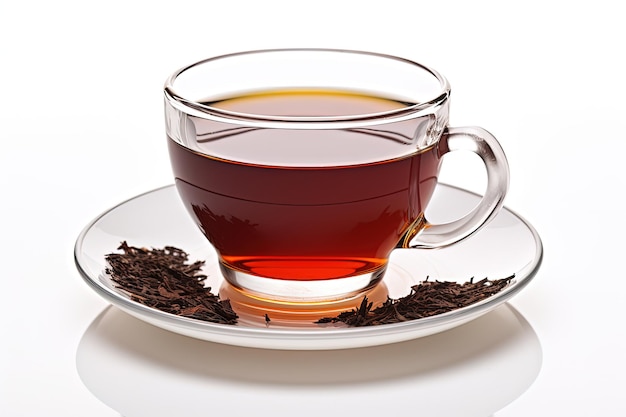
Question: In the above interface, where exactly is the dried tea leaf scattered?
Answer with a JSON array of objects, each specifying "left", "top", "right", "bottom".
[
  {"left": 105, "top": 241, "right": 238, "bottom": 325},
  {"left": 316, "top": 276, "right": 515, "bottom": 327},
  {"left": 105, "top": 242, "right": 514, "bottom": 328}
]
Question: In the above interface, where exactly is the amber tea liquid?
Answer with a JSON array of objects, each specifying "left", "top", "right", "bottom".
[{"left": 168, "top": 90, "right": 441, "bottom": 283}]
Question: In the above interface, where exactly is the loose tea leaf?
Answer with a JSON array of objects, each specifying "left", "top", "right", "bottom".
[
  {"left": 105, "top": 242, "right": 514, "bottom": 328},
  {"left": 105, "top": 241, "right": 238, "bottom": 325},
  {"left": 316, "top": 276, "right": 515, "bottom": 327}
]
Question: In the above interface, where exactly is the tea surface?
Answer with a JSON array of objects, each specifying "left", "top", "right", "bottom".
[{"left": 187, "top": 89, "right": 422, "bottom": 166}]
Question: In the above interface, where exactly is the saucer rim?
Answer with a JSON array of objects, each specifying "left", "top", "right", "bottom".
[{"left": 74, "top": 184, "right": 543, "bottom": 349}]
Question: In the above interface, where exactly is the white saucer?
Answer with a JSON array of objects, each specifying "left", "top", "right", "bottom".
[{"left": 74, "top": 184, "right": 543, "bottom": 350}]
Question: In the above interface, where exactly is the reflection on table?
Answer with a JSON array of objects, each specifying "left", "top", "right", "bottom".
[{"left": 76, "top": 303, "right": 541, "bottom": 417}]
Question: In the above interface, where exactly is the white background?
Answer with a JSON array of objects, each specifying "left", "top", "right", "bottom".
[{"left": 1, "top": 0, "right": 624, "bottom": 415}]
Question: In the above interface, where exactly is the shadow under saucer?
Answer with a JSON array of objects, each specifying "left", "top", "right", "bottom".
[{"left": 76, "top": 303, "right": 542, "bottom": 417}]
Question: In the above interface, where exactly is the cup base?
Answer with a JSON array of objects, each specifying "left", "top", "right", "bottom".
[
  {"left": 218, "top": 279, "right": 390, "bottom": 327},
  {"left": 219, "top": 261, "right": 386, "bottom": 304}
]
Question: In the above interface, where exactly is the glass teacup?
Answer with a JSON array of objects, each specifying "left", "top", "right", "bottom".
[{"left": 164, "top": 49, "right": 508, "bottom": 304}]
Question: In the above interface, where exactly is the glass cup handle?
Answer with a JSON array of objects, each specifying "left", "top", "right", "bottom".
[{"left": 406, "top": 126, "right": 510, "bottom": 249}]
